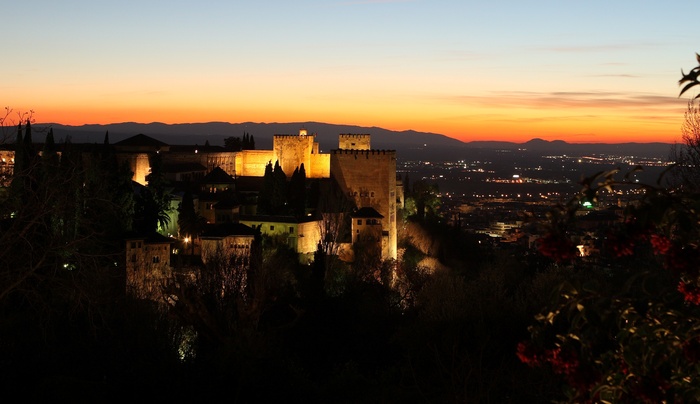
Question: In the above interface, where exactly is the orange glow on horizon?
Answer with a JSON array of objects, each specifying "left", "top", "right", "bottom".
[{"left": 10, "top": 98, "right": 687, "bottom": 145}]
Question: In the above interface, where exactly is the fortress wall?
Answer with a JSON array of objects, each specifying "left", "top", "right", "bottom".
[
  {"left": 163, "top": 151, "right": 235, "bottom": 177},
  {"left": 338, "top": 134, "right": 371, "bottom": 150},
  {"left": 273, "top": 135, "right": 315, "bottom": 177},
  {"left": 330, "top": 150, "right": 397, "bottom": 259},
  {"left": 297, "top": 220, "right": 322, "bottom": 255},
  {"left": 205, "top": 152, "right": 235, "bottom": 176},
  {"left": 309, "top": 153, "right": 330, "bottom": 178},
  {"left": 236, "top": 150, "right": 274, "bottom": 177},
  {"left": 121, "top": 153, "right": 150, "bottom": 185}
]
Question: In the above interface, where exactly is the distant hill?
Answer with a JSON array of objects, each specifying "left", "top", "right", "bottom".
[
  {"left": 465, "top": 138, "right": 675, "bottom": 159},
  {"left": 38, "top": 121, "right": 463, "bottom": 151},
  {"left": 33, "top": 122, "right": 675, "bottom": 161}
]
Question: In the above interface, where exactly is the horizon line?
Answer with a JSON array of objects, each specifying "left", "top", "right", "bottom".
[{"left": 25, "top": 121, "right": 677, "bottom": 145}]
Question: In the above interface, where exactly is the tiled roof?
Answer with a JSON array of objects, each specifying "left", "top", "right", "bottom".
[
  {"left": 114, "top": 133, "right": 169, "bottom": 148},
  {"left": 351, "top": 207, "right": 384, "bottom": 218},
  {"left": 200, "top": 222, "right": 257, "bottom": 238},
  {"left": 162, "top": 162, "right": 207, "bottom": 173},
  {"left": 202, "top": 166, "right": 235, "bottom": 184},
  {"left": 124, "top": 231, "right": 176, "bottom": 244}
]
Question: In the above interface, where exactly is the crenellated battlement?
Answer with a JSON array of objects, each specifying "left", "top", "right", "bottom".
[
  {"left": 339, "top": 134, "right": 370, "bottom": 139},
  {"left": 331, "top": 149, "right": 395, "bottom": 156},
  {"left": 338, "top": 134, "right": 371, "bottom": 150}
]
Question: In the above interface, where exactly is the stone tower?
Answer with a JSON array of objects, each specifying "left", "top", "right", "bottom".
[
  {"left": 338, "top": 134, "right": 371, "bottom": 150},
  {"left": 330, "top": 149, "right": 397, "bottom": 260}
]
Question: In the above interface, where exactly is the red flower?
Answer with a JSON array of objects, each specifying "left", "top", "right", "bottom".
[
  {"left": 537, "top": 233, "right": 578, "bottom": 262},
  {"left": 545, "top": 347, "right": 580, "bottom": 376},
  {"left": 606, "top": 232, "right": 635, "bottom": 257},
  {"left": 678, "top": 281, "right": 700, "bottom": 305},
  {"left": 649, "top": 234, "right": 672, "bottom": 255},
  {"left": 516, "top": 341, "right": 544, "bottom": 367},
  {"left": 620, "top": 357, "right": 630, "bottom": 375}
]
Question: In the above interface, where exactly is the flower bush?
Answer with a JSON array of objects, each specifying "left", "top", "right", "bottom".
[{"left": 520, "top": 167, "right": 700, "bottom": 403}]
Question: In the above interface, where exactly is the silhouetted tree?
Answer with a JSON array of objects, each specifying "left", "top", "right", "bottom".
[
  {"left": 177, "top": 190, "right": 204, "bottom": 254},
  {"left": 679, "top": 52, "right": 700, "bottom": 99},
  {"left": 288, "top": 163, "right": 306, "bottom": 218},
  {"left": 410, "top": 179, "right": 440, "bottom": 221},
  {"left": 224, "top": 132, "right": 255, "bottom": 151},
  {"left": 134, "top": 153, "right": 171, "bottom": 233},
  {"left": 257, "top": 161, "right": 274, "bottom": 214},
  {"left": 271, "top": 160, "right": 287, "bottom": 214},
  {"left": 671, "top": 99, "right": 700, "bottom": 191},
  {"left": 8, "top": 123, "right": 24, "bottom": 202},
  {"left": 224, "top": 136, "right": 242, "bottom": 151}
]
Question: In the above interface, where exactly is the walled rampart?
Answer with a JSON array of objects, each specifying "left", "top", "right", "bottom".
[{"left": 338, "top": 134, "right": 371, "bottom": 150}]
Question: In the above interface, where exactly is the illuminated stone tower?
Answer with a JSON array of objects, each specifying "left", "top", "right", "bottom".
[
  {"left": 330, "top": 149, "right": 397, "bottom": 260},
  {"left": 338, "top": 134, "right": 371, "bottom": 150},
  {"left": 270, "top": 128, "right": 329, "bottom": 178}
]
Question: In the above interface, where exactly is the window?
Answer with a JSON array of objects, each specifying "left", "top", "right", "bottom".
[
  {"left": 289, "top": 226, "right": 294, "bottom": 234},
  {"left": 270, "top": 225, "right": 275, "bottom": 231},
  {"left": 357, "top": 219, "right": 362, "bottom": 225},
  {"left": 130, "top": 242, "right": 136, "bottom": 248},
  {"left": 152, "top": 256, "right": 160, "bottom": 264}
]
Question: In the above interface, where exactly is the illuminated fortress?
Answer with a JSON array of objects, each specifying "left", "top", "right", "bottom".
[{"left": 114, "top": 129, "right": 399, "bottom": 260}]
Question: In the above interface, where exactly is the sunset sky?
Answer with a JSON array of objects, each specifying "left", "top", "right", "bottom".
[{"left": 3, "top": 0, "right": 698, "bottom": 143}]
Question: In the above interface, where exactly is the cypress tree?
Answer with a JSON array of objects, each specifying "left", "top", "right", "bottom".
[
  {"left": 9, "top": 123, "right": 24, "bottom": 206},
  {"left": 42, "top": 128, "right": 58, "bottom": 164},
  {"left": 271, "top": 160, "right": 287, "bottom": 214},
  {"left": 288, "top": 163, "right": 306, "bottom": 218},
  {"left": 257, "top": 161, "right": 274, "bottom": 214},
  {"left": 39, "top": 128, "right": 60, "bottom": 192},
  {"left": 177, "top": 190, "right": 202, "bottom": 255},
  {"left": 14, "top": 123, "right": 23, "bottom": 171},
  {"left": 22, "top": 120, "right": 35, "bottom": 167}
]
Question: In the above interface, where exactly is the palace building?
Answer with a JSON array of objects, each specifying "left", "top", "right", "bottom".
[{"left": 114, "top": 129, "right": 399, "bottom": 261}]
